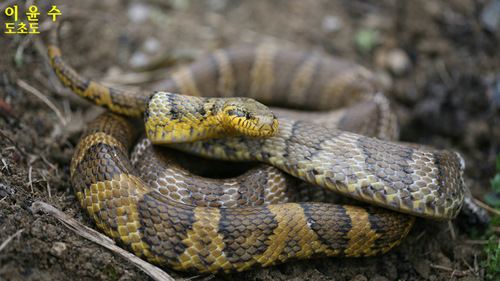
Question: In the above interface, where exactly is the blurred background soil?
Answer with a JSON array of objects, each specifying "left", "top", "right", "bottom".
[{"left": 0, "top": 0, "right": 499, "bottom": 280}]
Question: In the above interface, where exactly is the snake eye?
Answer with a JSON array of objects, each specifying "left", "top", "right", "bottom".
[
  {"left": 245, "top": 112, "right": 252, "bottom": 119},
  {"left": 226, "top": 109, "right": 245, "bottom": 118}
]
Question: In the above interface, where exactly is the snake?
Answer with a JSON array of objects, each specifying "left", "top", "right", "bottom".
[{"left": 47, "top": 28, "right": 466, "bottom": 273}]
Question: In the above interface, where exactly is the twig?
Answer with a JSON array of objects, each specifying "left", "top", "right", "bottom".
[
  {"left": 430, "top": 263, "right": 470, "bottom": 278},
  {"left": 42, "top": 174, "right": 51, "bottom": 198},
  {"left": 16, "top": 79, "right": 67, "bottom": 125},
  {"left": 447, "top": 221, "right": 456, "bottom": 240},
  {"left": 40, "top": 154, "right": 57, "bottom": 171},
  {"left": 30, "top": 201, "right": 177, "bottom": 281},
  {"left": 1, "top": 158, "right": 10, "bottom": 174},
  {"left": 472, "top": 198, "right": 500, "bottom": 217},
  {"left": 415, "top": 230, "right": 426, "bottom": 241},
  {"left": 28, "top": 165, "right": 33, "bottom": 193},
  {"left": 15, "top": 35, "right": 33, "bottom": 66},
  {"left": 0, "top": 229, "right": 24, "bottom": 253},
  {"left": 461, "top": 258, "right": 477, "bottom": 276},
  {"left": 473, "top": 254, "right": 479, "bottom": 273},
  {"left": 464, "top": 240, "right": 490, "bottom": 245},
  {"left": 436, "top": 60, "right": 453, "bottom": 87}
]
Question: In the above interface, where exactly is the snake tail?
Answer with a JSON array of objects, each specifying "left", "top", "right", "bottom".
[{"left": 48, "top": 27, "right": 148, "bottom": 117}]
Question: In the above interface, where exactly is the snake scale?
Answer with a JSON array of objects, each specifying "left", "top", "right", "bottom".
[{"left": 47, "top": 28, "right": 465, "bottom": 273}]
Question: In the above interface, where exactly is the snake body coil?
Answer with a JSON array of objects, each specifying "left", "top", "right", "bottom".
[{"left": 48, "top": 32, "right": 465, "bottom": 273}]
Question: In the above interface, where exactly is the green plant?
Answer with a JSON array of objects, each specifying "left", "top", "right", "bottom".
[
  {"left": 483, "top": 235, "right": 500, "bottom": 280},
  {"left": 482, "top": 155, "right": 500, "bottom": 280}
]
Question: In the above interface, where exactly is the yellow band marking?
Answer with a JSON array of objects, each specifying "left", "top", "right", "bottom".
[
  {"left": 344, "top": 206, "right": 379, "bottom": 256},
  {"left": 82, "top": 81, "right": 112, "bottom": 107},
  {"left": 76, "top": 174, "right": 161, "bottom": 262},
  {"left": 256, "top": 204, "right": 334, "bottom": 267},
  {"left": 320, "top": 67, "right": 367, "bottom": 107},
  {"left": 249, "top": 44, "right": 276, "bottom": 100},
  {"left": 214, "top": 50, "right": 236, "bottom": 97},
  {"left": 171, "top": 66, "right": 202, "bottom": 97},
  {"left": 176, "top": 207, "right": 231, "bottom": 272},
  {"left": 289, "top": 55, "right": 318, "bottom": 105},
  {"left": 47, "top": 45, "right": 61, "bottom": 58}
]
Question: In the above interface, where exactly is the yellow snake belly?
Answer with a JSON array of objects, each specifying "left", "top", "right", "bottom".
[{"left": 47, "top": 28, "right": 466, "bottom": 273}]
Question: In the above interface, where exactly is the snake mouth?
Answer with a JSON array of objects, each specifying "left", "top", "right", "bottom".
[
  {"left": 259, "top": 119, "right": 279, "bottom": 136},
  {"left": 232, "top": 118, "right": 279, "bottom": 137}
]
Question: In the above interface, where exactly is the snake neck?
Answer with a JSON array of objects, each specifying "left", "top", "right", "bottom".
[{"left": 144, "top": 92, "right": 234, "bottom": 143}]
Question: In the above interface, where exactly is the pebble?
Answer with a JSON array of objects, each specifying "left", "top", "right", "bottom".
[
  {"left": 351, "top": 274, "right": 368, "bottom": 281},
  {"left": 374, "top": 70, "right": 393, "bottom": 90},
  {"left": 322, "top": 15, "right": 342, "bottom": 33},
  {"left": 50, "top": 242, "right": 67, "bottom": 257},
  {"left": 143, "top": 38, "right": 160, "bottom": 54},
  {"left": 170, "top": 0, "right": 190, "bottom": 11},
  {"left": 129, "top": 52, "right": 149, "bottom": 69},
  {"left": 208, "top": 0, "right": 228, "bottom": 11},
  {"left": 371, "top": 275, "right": 389, "bottom": 281},
  {"left": 487, "top": 76, "right": 500, "bottom": 108},
  {"left": 127, "top": 2, "right": 151, "bottom": 23},
  {"left": 375, "top": 48, "right": 411, "bottom": 76},
  {"left": 480, "top": 0, "right": 500, "bottom": 34},
  {"left": 0, "top": 182, "right": 16, "bottom": 198}
]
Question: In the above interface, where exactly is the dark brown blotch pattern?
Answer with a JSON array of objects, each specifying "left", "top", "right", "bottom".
[
  {"left": 219, "top": 206, "right": 278, "bottom": 263},
  {"left": 138, "top": 192, "right": 196, "bottom": 264},
  {"left": 300, "top": 202, "right": 351, "bottom": 253}
]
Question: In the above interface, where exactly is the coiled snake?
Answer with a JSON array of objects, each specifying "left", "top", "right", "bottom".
[{"left": 47, "top": 29, "right": 465, "bottom": 273}]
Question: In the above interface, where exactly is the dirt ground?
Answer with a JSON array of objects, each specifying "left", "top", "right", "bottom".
[{"left": 1, "top": 0, "right": 499, "bottom": 280}]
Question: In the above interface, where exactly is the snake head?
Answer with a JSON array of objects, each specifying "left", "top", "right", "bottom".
[{"left": 221, "top": 98, "right": 279, "bottom": 137}]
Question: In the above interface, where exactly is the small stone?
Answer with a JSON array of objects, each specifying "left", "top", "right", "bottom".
[
  {"left": 50, "top": 242, "right": 67, "bottom": 257},
  {"left": 480, "top": 0, "right": 500, "bottom": 34},
  {"left": 0, "top": 182, "right": 15, "bottom": 198},
  {"left": 374, "top": 70, "right": 393, "bottom": 90},
  {"left": 385, "top": 49, "right": 411, "bottom": 76},
  {"left": 143, "top": 38, "right": 160, "bottom": 54},
  {"left": 487, "top": 76, "right": 500, "bottom": 108},
  {"left": 371, "top": 275, "right": 389, "bottom": 281},
  {"left": 208, "top": 0, "right": 228, "bottom": 11},
  {"left": 127, "top": 2, "right": 151, "bottom": 23},
  {"left": 170, "top": 0, "right": 190, "bottom": 11},
  {"left": 322, "top": 15, "right": 342, "bottom": 33},
  {"left": 351, "top": 274, "right": 368, "bottom": 281},
  {"left": 129, "top": 52, "right": 149, "bottom": 69}
]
